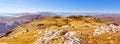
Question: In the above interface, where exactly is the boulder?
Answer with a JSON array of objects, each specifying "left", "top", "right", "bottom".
[
  {"left": 12, "top": 36, "right": 17, "bottom": 39},
  {"left": 83, "top": 25, "right": 90, "bottom": 28},
  {"left": 33, "top": 29, "right": 67, "bottom": 44},
  {"left": 24, "top": 29, "right": 29, "bottom": 33},
  {"left": 36, "top": 24, "right": 44, "bottom": 27},
  {"left": 93, "top": 24, "right": 120, "bottom": 36},
  {"left": 61, "top": 25, "right": 73, "bottom": 28},
  {"left": 60, "top": 32, "right": 84, "bottom": 44}
]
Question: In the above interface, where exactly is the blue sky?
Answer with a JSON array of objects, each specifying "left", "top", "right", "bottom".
[{"left": 0, "top": 0, "right": 120, "bottom": 13}]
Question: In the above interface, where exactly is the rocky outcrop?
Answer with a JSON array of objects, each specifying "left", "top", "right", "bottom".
[
  {"left": 34, "top": 29, "right": 68, "bottom": 44},
  {"left": 60, "top": 32, "right": 83, "bottom": 44},
  {"left": 61, "top": 25, "right": 73, "bottom": 28},
  {"left": 33, "top": 29, "right": 84, "bottom": 44},
  {"left": 93, "top": 24, "right": 120, "bottom": 36}
]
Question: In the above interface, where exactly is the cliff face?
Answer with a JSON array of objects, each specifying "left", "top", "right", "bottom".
[{"left": 0, "top": 15, "right": 120, "bottom": 44}]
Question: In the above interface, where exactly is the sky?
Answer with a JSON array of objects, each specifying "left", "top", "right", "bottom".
[{"left": 0, "top": 0, "right": 120, "bottom": 13}]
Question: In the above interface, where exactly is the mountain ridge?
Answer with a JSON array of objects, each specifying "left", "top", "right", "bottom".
[{"left": 0, "top": 12, "right": 57, "bottom": 37}]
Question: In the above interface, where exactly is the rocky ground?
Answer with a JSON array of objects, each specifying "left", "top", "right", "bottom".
[{"left": 0, "top": 16, "right": 120, "bottom": 44}]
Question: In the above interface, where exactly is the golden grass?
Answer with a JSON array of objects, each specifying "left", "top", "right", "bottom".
[{"left": 0, "top": 16, "right": 110, "bottom": 44}]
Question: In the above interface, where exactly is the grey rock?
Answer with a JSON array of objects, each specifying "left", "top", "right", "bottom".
[
  {"left": 93, "top": 24, "right": 120, "bottom": 36},
  {"left": 33, "top": 29, "right": 84, "bottom": 44},
  {"left": 33, "top": 29, "right": 67, "bottom": 44},
  {"left": 60, "top": 32, "right": 84, "bottom": 44}
]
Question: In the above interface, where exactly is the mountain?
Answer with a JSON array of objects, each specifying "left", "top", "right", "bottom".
[
  {"left": 1, "top": 13, "right": 120, "bottom": 44},
  {"left": 0, "top": 15, "right": 108, "bottom": 44},
  {"left": 0, "top": 12, "right": 57, "bottom": 36},
  {"left": 0, "top": 23, "right": 9, "bottom": 33},
  {"left": 93, "top": 14, "right": 120, "bottom": 25},
  {"left": 0, "top": 16, "right": 15, "bottom": 23}
]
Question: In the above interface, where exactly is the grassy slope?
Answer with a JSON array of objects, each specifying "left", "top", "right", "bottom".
[{"left": 0, "top": 16, "right": 112, "bottom": 44}]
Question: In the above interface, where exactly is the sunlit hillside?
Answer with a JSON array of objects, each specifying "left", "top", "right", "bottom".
[{"left": 0, "top": 15, "right": 120, "bottom": 44}]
